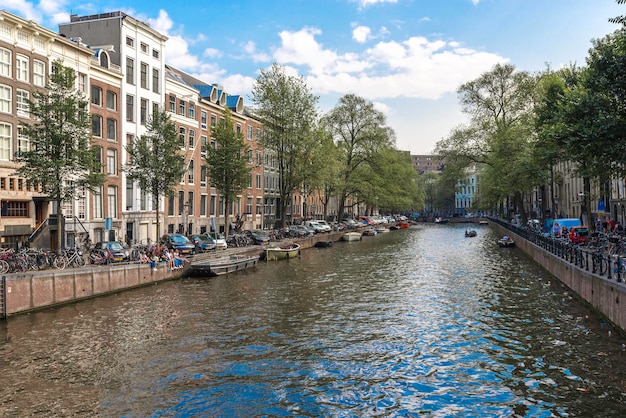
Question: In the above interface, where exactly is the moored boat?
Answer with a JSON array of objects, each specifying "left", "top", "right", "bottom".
[
  {"left": 362, "top": 228, "right": 378, "bottom": 236},
  {"left": 314, "top": 240, "right": 333, "bottom": 248},
  {"left": 398, "top": 222, "right": 411, "bottom": 229},
  {"left": 375, "top": 226, "right": 390, "bottom": 233},
  {"left": 497, "top": 236, "right": 516, "bottom": 247},
  {"left": 434, "top": 217, "right": 449, "bottom": 224},
  {"left": 342, "top": 231, "right": 362, "bottom": 241},
  {"left": 265, "top": 243, "right": 301, "bottom": 261},
  {"left": 189, "top": 254, "right": 260, "bottom": 276}
]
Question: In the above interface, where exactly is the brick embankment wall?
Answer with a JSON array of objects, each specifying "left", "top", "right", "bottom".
[
  {"left": 1, "top": 230, "right": 348, "bottom": 318},
  {"left": 492, "top": 223, "right": 626, "bottom": 334}
]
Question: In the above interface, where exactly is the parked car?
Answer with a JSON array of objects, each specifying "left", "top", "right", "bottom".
[
  {"left": 92, "top": 241, "right": 129, "bottom": 262},
  {"left": 288, "top": 225, "right": 313, "bottom": 237},
  {"left": 306, "top": 220, "right": 331, "bottom": 233},
  {"left": 568, "top": 226, "right": 589, "bottom": 244},
  {"left": 316, "top": 220, "right": 333, "bottom": 232},
  {"left": 161, "top": 234, "right": 195, "bottom": 255},
  {"left": 208, "top": 232, "right": 228, "bottom": 250},
  {"left": 342, "top": 219, "right": 359, "bottom": 229},
  {"left": 305, "top": 220, "right": 323, "bottom": 233},
  {"left": 244, "top": 229, "right": 271, "bottom": 245},
  {"left": 189, "top": 234, "right": 217, "bottom": 252}
]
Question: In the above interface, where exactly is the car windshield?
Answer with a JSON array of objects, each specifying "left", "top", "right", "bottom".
[
  {"left": 106, "top": 242, "right": 124, "bottom": 250},
  {"left": 211, "top": 233, "right": 225, "bottom": 240},
  {"left": 196, "top": 234, "right": 211, "bottom": 241}
]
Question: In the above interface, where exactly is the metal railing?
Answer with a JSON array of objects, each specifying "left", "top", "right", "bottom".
[
  {"left": 491, "top": 217, "right": 622, "bottom": 283},
  {"left": 1, "top": 275, "right": 6, "bottom": 319}
]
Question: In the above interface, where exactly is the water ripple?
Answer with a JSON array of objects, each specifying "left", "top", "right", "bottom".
[{"left": 1, "top": 225, "right": 626, "bottom": 417}]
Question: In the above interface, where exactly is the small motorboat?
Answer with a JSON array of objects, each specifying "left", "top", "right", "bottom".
[
  {"left": 314, "top": 240, "right": 333, "bottom": 248},
  {"left": 362, "top": 228, "right": 378, "bottom": 236},
  {"left": 465, "top": 229, "right": 477, "bottom": 237},
  {"left": 497, "top": 236, "right": 516, "bottom": 247},
  {"left": 342, "top": 231, "right": 362, "bottom": 241},
  {"left": 265, "top": 243, "right": 301, "bottom": 261},
  {"left": 189, "top": 254, "right": 260, "bottom": 276},
  {"left": 434, "top": 217, "right": 449, "bottom": 224}
]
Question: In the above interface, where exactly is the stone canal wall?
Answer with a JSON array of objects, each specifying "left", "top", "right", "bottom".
[
  {"left": 492, "top": 222, "right": 626, "bottom": 334},
  {"left": 0, "top": 231, "right": 345, "bottom": 318}
]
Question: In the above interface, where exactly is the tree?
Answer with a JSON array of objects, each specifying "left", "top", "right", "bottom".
[
  {"left": 204, "top": 108, "right": 251, "bottom": 236},
  {"left": 609, "top": 0, "right": 626, "bottom": 25},
  {"left": 123, "top": 107, "right": 186, "bottom": 242},
  {"left": 15, "top": 60, "right": 105, "bottom": 252},
  {"left": 323, "top": 94, "right": 395, "bottom": 218},
  {"left": 436, "top": 63, "right": 542, "bottom": 222},
  {"left": 251, "top": 63, "right": 319, "bottom": 227}
]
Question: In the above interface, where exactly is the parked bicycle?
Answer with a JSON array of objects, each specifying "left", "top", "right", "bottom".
[{"left": 89, "top": 247, "right": 115, "bottom": 265}]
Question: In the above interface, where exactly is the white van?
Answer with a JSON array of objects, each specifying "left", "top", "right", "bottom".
[{"left": 305, "top": 220, "right": 331, "bottom": 233}]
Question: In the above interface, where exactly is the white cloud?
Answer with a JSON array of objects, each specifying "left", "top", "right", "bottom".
[
  {"left": 203, "top": 48, "right": 222, "bottom": 59},
  {"left": 352, "top": 25, "right": 371, "bottom": 43},
  {"left": 272, "top": 29, "right": 506, "bottom": 101},
  {"left": 273, "top": 28, "right": 372, "bottom": 75},
  {"left": 243, "top": 41, "right": 270, "bottom": 63},
  {"left": 354, "top": 0, "right": 398, "bottom": 9},
  {"left": 147, "top": 9, "right": 174, "bottom": 35},
  {"left": 3, "top": 0, "right": 42, "bottom": 21}
]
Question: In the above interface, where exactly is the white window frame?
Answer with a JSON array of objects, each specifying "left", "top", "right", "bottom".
[
  {"left": 17, "top": 126, "right": 29, "bottom": 153},
  {"left": 16, "top": 89, "right": 29, "bottom": 118},
  {"left": 16, "top": 55, "right": 29, "bottom": 82},
  {"left": 107, "top": 148, "right": 117, "bottom": 176},
  {"left": 0, "top": 123, "right": 12, "bottom": 161},
  {"left": 0, "top": 48, "right": 11, "bottom": 78},
  {"left": 0, "top": 85, "right": 11, "bottom": 114},
  {"left": 33, "top": 60, "right": 45, "bottom": 86}
]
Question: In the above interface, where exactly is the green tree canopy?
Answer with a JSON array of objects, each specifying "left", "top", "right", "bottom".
[
  {"left": 205, "top": 108, "right": 251, "bottom": 236},
  {"left": 15, "top": 59, "right": 105, "bottom": 251},
  {"left": 124, "top": 107, "right": 186, "bottom": 240},
  {"left": 322, "top": 94, "right": 395, "bottom": 218},
  {"left": 251, "top": 63, "right": 320, "bottom": 227}
]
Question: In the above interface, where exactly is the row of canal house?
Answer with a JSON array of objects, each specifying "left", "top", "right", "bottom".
[
  {"left": 0, "top": 9, "right": 339, "bottom": 251},
  {"left": 449, "top": 158, "right": 626, "bottom": 226}
]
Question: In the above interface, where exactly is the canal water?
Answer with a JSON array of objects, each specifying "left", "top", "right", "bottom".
[{"left": 1, "top": 224, "right": 626, "bottom": 417}]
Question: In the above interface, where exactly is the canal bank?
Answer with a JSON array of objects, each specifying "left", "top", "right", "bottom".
[
  {"left": 0, "top": 231, "right": 346, "bottom": 318},
  {"left": 491, "top": 220, "right": 626, "bottom": 334}
]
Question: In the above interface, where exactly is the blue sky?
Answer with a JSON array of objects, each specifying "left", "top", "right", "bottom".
[{"left": 3, "top": 0, "right": 624, "bottom": 153}]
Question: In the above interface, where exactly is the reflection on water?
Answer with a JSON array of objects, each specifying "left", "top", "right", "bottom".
[{"left": 2, "top": 224, "right": 626, "bottom": 417}]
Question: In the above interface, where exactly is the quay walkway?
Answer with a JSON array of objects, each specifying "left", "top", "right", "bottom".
[{"left": 0, "top": 230, "right": 346, "bottom": 319}]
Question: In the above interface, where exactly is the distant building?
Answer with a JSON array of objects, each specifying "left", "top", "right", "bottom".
[{"left": 411, "top": 154, "right": 445, "bottom": 175}]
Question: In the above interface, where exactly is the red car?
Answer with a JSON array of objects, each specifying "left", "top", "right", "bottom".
[{"left": 568, "top": 226, "right": 589, "bottom": 244}]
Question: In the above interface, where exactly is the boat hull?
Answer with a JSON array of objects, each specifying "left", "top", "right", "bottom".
[
  {"left": 342, "top": 232, "right": 362, "bottom": 241},
  {"left": 189, "top": 255, "right": 260, "bottom": 276},
  {"left": 265, "top": 243, "right": 301, "bottom": 261}
]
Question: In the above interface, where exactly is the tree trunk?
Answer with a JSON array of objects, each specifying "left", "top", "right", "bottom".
[
  {"left": 584, "top": 177, "right": 593, "bottom": 230},
  {"left": 56, "top": 199, "right": 63, "bottom": 253},
  {"left": 155, "top": 205, "right": 160, "bottom": 244},
  {"left": 224, "top": 197, "right": 230, "bottom": 237}
]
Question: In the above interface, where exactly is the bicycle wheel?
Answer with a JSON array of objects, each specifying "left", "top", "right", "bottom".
[
  {"left": 0, "top": 259, "right": 9, "bottom": 274},
  {"left": 53, "top": 255, "right": 67, "bottom": 270},
  {"left": 73, "top": 255, "right": 87, "bottom": 268}
]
